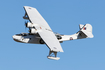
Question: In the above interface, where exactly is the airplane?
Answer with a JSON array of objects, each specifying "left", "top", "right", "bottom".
[{"left": 12, "top": 6, "right": 94, "bottom": 60}]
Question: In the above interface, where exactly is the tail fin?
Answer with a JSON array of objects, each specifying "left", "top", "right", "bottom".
[{"left": 78, "top": 24, "right": 94, "bottom": 38}]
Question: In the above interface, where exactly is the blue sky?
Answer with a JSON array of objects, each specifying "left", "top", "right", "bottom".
[{"left": 0, "top": 0, "right": 105, "bottom": 70}]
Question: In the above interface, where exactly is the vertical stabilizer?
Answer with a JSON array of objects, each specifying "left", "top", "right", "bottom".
[{"left": 80, "top": 24, "right": 94, "bottom": 38}]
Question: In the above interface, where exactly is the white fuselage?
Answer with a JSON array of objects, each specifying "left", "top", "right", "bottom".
[{"left": 12, "top": 33, "right": 81, "bottom": 44}]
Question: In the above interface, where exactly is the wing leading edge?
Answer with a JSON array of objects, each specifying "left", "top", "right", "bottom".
[
  {"left": 23, "top": 6, "right": 63, "bottom": 52},
  {"left": 23, "top": 6, "right": 51, "bottom": 30}
]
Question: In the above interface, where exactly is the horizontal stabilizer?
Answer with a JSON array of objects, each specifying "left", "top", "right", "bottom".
[
  {"left": 79, "top": 24, "right": 84, "bottom": 29},
  {"left": 47, "top": 56, "right": 60, "bottom": 60},
  {"left": 81, "top": 30, "right": 94, "bottom": 38}
]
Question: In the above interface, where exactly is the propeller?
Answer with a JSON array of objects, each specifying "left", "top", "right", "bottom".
[
  {"left": 24, "top": 21, "right": 28, "bottom": 31},
  {"left": 29, "top": 28, "right": 31, "bottom": 33},
  {"left": 24, "top": 21, "right": 33, "bottom": 33},
  {"left": 25, "top": 21, "right": 28, "bottom": 27}
]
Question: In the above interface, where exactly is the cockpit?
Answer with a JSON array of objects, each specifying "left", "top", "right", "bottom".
[{"left": 16, "top": 33, "right": 28, "bottom": 36}]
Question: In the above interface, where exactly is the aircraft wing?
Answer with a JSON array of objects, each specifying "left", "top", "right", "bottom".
[
  {"left": 38, "top": 27, "right": 63, "bottom": 52},
  {"left": 24, "top": 6, "right": 51, "bottom": 30},
  {"left": 23, "top": 6, "right": 63, "bottom": 52}
]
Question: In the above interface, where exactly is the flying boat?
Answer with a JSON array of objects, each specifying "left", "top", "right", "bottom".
[{"left": 13, "top": 6, "right": 94, "bottom": 60}]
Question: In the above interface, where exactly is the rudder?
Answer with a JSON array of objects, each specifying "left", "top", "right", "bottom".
[{"left": 78, "top": 24, "right": 94, "bottom": 38}]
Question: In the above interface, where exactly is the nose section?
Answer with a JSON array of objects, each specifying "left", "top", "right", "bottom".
[
  {"left": 12, "top": 35, "right": 16, "bottom": 39},
  {"left": 12, "top": 35, "right": 19, "bottom": 39},
  {"left": 12, "top": 35, "right": 22, "bottom": 42}
]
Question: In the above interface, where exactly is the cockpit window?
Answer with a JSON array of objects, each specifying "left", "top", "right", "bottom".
[
  {"left": 16, "top": 34, "right": 22, "bottom": 36},
  {"left": 16, "top": 33, "right": 27, "bottom": 36},
  {"left": 23, "top": 34, "right": 27, "bottom": 36}
]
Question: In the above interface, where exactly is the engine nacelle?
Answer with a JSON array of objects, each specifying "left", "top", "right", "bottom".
[
  {"left": 25, "top": 22, "right": 33, "bottom": 28},
  {"left": 29, "top": 28, "right": 38, "bottom": 34}
]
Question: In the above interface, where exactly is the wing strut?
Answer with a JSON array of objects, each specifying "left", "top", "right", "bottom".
[
  {"left": 47, "top": 50, "right": 60, "bottom": 60},
  {"left": 23, "top": 12, "right": 29, "bottom": 20}
]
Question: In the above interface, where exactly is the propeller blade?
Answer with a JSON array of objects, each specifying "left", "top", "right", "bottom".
[{"left": 24, "top": 21, "right": 28, "bottom": 31}]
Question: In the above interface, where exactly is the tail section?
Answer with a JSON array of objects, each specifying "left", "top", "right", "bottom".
[
  {"left": 58, "top": 24, "right": 93, "bottom": 42},
  {"left": 78, "top": 24, "right": 94, "bottom": 38}
]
